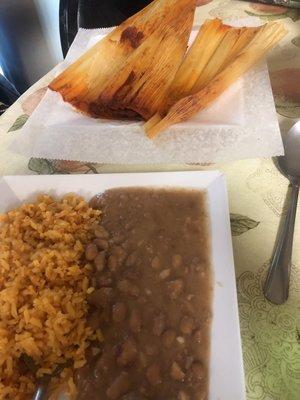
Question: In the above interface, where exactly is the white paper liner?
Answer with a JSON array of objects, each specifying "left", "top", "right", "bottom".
[
  {"left": 13, "top": 20, "right": 283, "bottom": 164},
  {"left": 0, "top": 178, "right": 20, "bottom": 212}
]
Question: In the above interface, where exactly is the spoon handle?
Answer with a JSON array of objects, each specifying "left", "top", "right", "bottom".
[
  {"left": 32, "top": 385, "right": 47, "bottom": 400},
  {"left": 264, "top": 184, "right": 299, "bottom": 304}
]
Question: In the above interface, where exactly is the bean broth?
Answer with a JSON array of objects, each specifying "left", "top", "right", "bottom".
[{"left": 76, "top": 188, "right": 213, "bottom": 400}]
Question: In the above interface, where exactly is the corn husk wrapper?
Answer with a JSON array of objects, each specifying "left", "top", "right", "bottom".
[
  {"left": 49, "top": 0, "right": 196, "bottom": 119},
  {"left": 145, "top": 22, "right": 287, "bottom": 138},
  {"left": 144, "top": 21, "right": 260, "bottom": 133},
  {"left": 164, "top": 19, "right": 230, "bottom": 108},
  {"left": 49, "top": 0, "right": 286, "bottom": 140},
  {"left": 97, "top": 9, "right": 195, "bottom": 120}
]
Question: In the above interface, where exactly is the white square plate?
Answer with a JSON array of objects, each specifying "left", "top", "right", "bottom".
[{"left": 0, "top": 171, "right": 245, "bottom": 400}]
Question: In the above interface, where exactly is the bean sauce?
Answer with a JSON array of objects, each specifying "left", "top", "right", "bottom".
[{"left": 77, "top": 188, "right": 212, "bottom": 400}]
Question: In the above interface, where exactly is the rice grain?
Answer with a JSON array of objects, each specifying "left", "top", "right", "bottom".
[{"left": 0, "top": 194, "right": 101, "bottom": 399}]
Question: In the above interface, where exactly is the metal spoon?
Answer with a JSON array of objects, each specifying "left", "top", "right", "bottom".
[
  {"left": 264, "top": 121, "right": 300, "bottom": 304},
  {"left": 20, "top": 354, "right": 71, "bottom": 400}
]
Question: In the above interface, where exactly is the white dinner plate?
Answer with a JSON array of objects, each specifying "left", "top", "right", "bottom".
[{"left": 0, "top": 171, "right": 245, "bottom": 400}]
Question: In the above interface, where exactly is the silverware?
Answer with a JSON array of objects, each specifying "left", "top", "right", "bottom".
[
  {"left": 247, "top": 0, "right": 300, "bottom": 9},
  {"left": 264, "top": 121, "right": 300, "bottom": 304},
  {"left": 33, "top": 362, "right": 72, "bottom": 400},
  {"left": 32, "top": 375, "right": 52, "bottom": 400},
  {"left": 20, "top": 354, "right": 71, "bottom": 400}
]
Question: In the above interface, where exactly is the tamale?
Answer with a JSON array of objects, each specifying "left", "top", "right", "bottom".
[
  {"left": 164, "top": 19, "right": 230, "bottom": 108},
  {"left": 95, "top": 7, "right": 195, "bottom": 120},
  {"left": 145, "top": 21, "right": 258, "bottom": 132},
  {"left": 145, "top": 22, "right": 287, "bottom": 138},
  {"left": 49, "top": 0, "right": 196, "bottom": 118}
]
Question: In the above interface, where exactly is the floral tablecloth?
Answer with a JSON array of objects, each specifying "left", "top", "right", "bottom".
[{"left": 0, "top": 1, "right": 299, "bottom": 399}]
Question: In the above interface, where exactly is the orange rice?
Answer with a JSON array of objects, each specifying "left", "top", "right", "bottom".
[{"left": 0, "top": 194, "right": 101, "bottom": 399}]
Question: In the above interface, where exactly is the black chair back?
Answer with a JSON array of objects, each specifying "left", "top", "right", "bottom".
[
  {"left": 0, "top": 74, "right": 20, "bottom": 114},
  {"left": 59, "top": 0, "right": 152, "bottom": 57}
]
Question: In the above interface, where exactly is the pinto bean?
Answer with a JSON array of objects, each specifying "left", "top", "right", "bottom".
[
  {"left": 159, "top": 269, "right": 171, "bottom": 280},
  {"left": 94, "top": 225, "right": 109, "bottom": 239},
  {"left": 96, "top": 273, "right": 112, "bottom": 288},
  {"left": 167, "top": 279, "right": 183, "bottom": 300},
  {"left": 118, "top": 339, "right": 138, "bottom": 366},
  {"left": 106, "top": 372, "right": 130, "bottom": 399},
  {"left": 139, "top": 352, "right": 148, "bottom": 368},
  {"left": 124, "top": 268, "right": 141, "bottom": 281},
  {"left": 113, "top": 246, "right": 127, "bottom": 263},
  {"left": 126, "top": 253, "right": 138, "bottom": 267},
  {"left": 94, "top": 251, "right": 106, "bottom": 272},
  {"left": 151, "top": 256, "right": 161, "bottom": 269},
  {"left": 178, "top": 391, "right": 190, "bottom": 400},
  {"left": 171, "top": 361, "right": 185, "bottom": 381},
  {"left": 188, "top": 362, "right": 205, "bottom": 382},
  {"left": 85, "top": 243, "right": 98, "bottom": 261},
  {"left": 74, "top": 363, "right": 90, "bottom": 385},
  {"left": 108, "top": 255, "right": 119, "bottom": 272},
  {"left": 146, "top": 363, "right": 161, "bottom": 386},
  {"left": 162, "top": 329, "right": 176, "bottom": 348},
  {"left": 123, "top": 392, "right": 141, "bottom": 400},
  {"left": 112, "top": 302, "right": 127, "bottom": 322},
  {"left": 87, "top": 310, "right": 102, "bottom": 330},
  {"left": 194, "top": 329, "right": 202, "bottom": 343},
  {"left": 129, "top": 309, "right": 142, "bottom": 334},
  {"left": 153, "top": 313, "right": 165, "bottom": 336},
  {"left": 96, "top": 346, "right": 115, "bottom": 372},
  {"left": 145, "top": 344, "right": 158, "bottom": 356},
  {"left": 180, "top": 316, "right": 194, "bottom": 335},
  {"left": 117, "top": 280, "right": 140, "bottom": 297},
  {"left": 172, "top": 254, "right": 182, "bottom": 268},
  {"left": 185, "top": 356, "right": 194, "bottom": 370},
  {"left": 94, "top": 238, "right": 109, "bottom": 250},
  {"left": 88, "top": 287, "right": 114, "bottom": 308}
]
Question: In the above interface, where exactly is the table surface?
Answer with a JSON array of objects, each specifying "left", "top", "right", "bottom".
[{"left": 0, "top": 1, "right": 299, "bottom": 399}]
